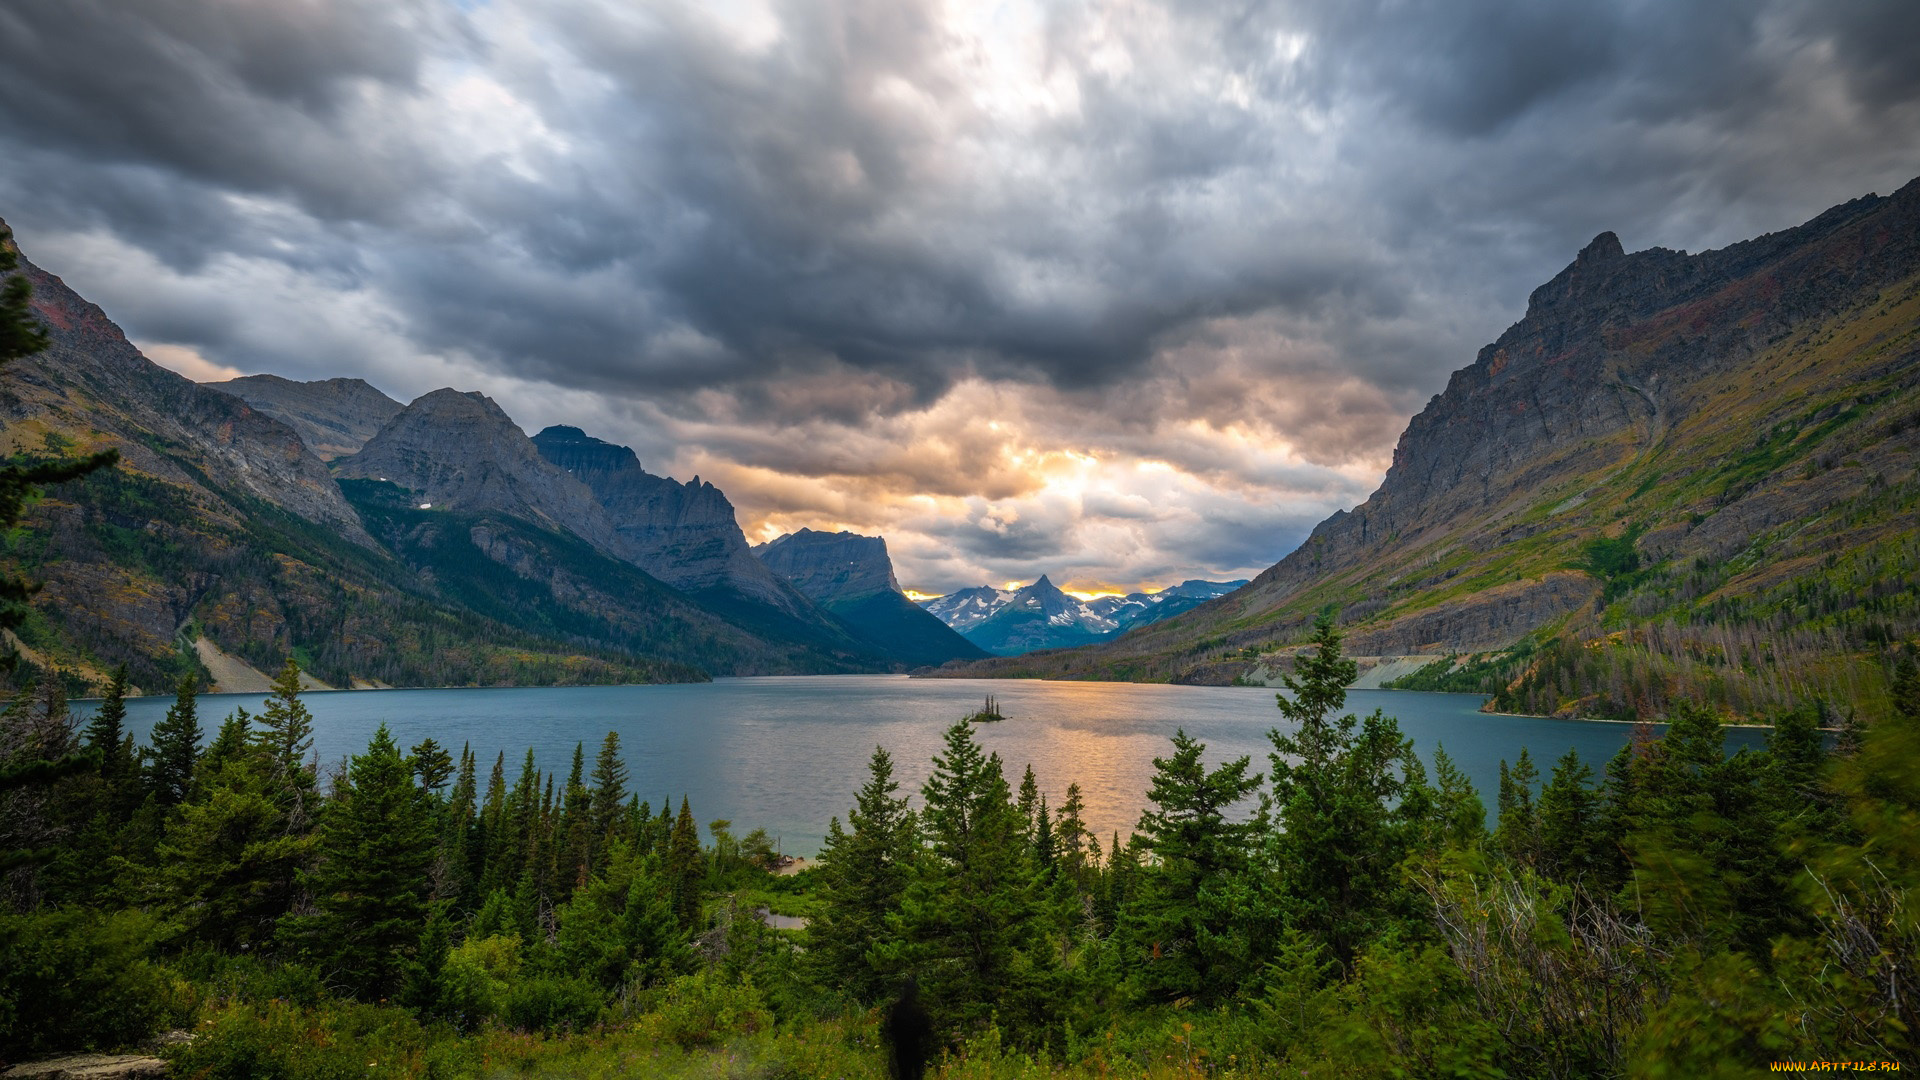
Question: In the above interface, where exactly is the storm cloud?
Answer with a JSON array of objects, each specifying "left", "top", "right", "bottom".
[{"left": 2, "top": 0, "right": 1916, "bottom": 593}]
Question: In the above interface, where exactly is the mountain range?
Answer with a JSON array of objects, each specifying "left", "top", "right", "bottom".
[
  {"left": 920, "top": 576, "right": 1247, "bottom": 656},
  {"left": 948, "top": 178, "right": 1920, "bottom": 720},
  {"left": 6, "top": 173, "right": 1915, "bottom": 713},
  {"left": 0, "top": 227, "right": 975, "bottom": 691}
]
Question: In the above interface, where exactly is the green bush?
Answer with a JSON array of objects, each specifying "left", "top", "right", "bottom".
[
  {"left": 168, "top": 1000, "right": 438, "bottom": 1080},
  {"left": 436, "top": 932, "right": 521, "bottom": 1029},
  {"left": 503, "top": 975, "right": 604, "bottom": 1034},
  {"left": 644, "top": 970, "right": 772, "bottom": 1049},
  {"left": 0, "top": 908, "right": 192, "bottom": 1058}
]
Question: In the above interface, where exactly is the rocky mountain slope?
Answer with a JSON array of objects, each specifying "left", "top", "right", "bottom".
[
  {"left": 951, "top": 179, "right": 1920, "bottom": 720},
  {"left": 921, "top": 577, "right": 1247, "bottom": 655},
  {"left": 336, "top": 391, "right": 629, "bottom": 556},
  {"left": 0, "top": 227, "right": 896, "bottom": 688},
  {"left": 208, "top": 375, "right": 402, "bottom": 460},
  {"left": 753, "top": 528, "right": 986, "bottom": 667},
  {"left": 530, "top": 426, "right": 798, "bottom": 611}
]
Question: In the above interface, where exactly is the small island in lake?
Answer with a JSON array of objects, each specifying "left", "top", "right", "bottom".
[{"left": 964, "top": 694, "right": 1006, "bottom": 722}]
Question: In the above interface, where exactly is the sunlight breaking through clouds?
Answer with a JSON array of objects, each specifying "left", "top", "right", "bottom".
[{"left": 1, "top": 0, "right": 1916, "bottom": 592}]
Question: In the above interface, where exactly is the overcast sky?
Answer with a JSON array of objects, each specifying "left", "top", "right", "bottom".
[{"left": 2, "top": 0, "right": 1917, "bottom": 595}]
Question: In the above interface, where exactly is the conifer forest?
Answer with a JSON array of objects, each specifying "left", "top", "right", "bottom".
[{"left": 4, "top": 618, "right": 1917, "bottom": 1077}]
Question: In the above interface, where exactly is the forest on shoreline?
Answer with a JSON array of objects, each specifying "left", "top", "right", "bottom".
[{"left": 3, "top": 615, "right": 1915, "bottom": 1078}]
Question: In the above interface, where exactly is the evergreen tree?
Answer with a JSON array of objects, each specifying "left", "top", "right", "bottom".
[
  {"left": 194, "top": 708, "right": 252, "bottom": 795},
  {"left": 82, "top": 665, "right": 134, "bottom": 784},
  {"left": 561, "top": 742, "right": 592, "bottom": 894},
  {"left": 1427, "top": 745, "right": 1486, "bottom": 850},
  {"left": 1266, "top": 615, "right": 1422, "bottom": 968},
  {"left": 555, "top": 843, "right": 688, "bottom": 993},
  {"left": 305, "top": 724, "right": 435, "bottom": 997},
  {"left": 667, "top": 797, "right": 703, "bottom": 929},
  {"left": 1538, "top": 748, "right": 1601, "bottom": 883},
  {"left": 590, "top": 731, "right": 630, "bottom": 856},
  {"left": 891, "top": 721, "right": 1048, "bottom": 1035},
  {"left": 158, "top": 746, "right": 312, "bottom": 951},
  {"left": 809, "top": 746, "right": 916, "bottom": 1002},
  {"left": 440, "top": 743, "right": 479, "bottom": 908},
  {"left": 1892, "top": 655, "right": 1920, "bottom": 724},
  {"left": 1122, "top": 729, "right": 1263, "bottom": 1003},
  {"left": 1016, "top": 764, "right": 1041, "bottom": 847},
  {"left": 1493, "top": 748, "right": 1541, "bottom": 868},
  {"left": 409, "top": 738, "right": 455, "bottom": 794},
  {"left": 146, "top": 674, "right": 202, "bottom": 808},
  {"left": 1033, "top": 792, "right": 1054, "bottom": 876},
  {"left": 1053, "top": 782, "right": 1094, "bottom": 890},
  {"left": 252, "top": 659, "right": 318, "bottom": 832}
]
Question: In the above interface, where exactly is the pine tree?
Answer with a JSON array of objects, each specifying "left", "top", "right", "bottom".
[
  {"left": 252, "top": 658, "right": 317, "bottom": 832},
  {"left": 82, "top": 665, "right": 134, "bottom": 786},
  {"left": 892, "top": 721, "right": 1048, "bottom": 1034},
  {"left": 1123, "top": 728, "right": 1263, "bottom": 1003},
  {"left": 440, "top": 743, "right": 478, "bottom": 908},
  {"left": 1538, "top": 748, "right": 1601, "bottom": 883},
  {"left": 1053, "top": 782, "right": 1094, "bottom": 890},
  {"left": 1266, "top": 615, "right": 1422, "bottom": 969},
  {"left": 1494, "top": 748, "right": 1541, "bottom": 868},
  {"left": 1427, "top": 745, "right": 1486, "bottom": 850},
  {"left": 667, "top": 797, "right": 703, "bottom": 929},
  {"left": 409, "top": 738, "right": 455, "bottom": 794},
  {"left": 561, "top": 742, "right": 592, "bottom": 894},
  {"left": 555, "top": 843, "right": 688, "bottom": 993},
  {"left": 1017, "top": 764, "right": 1041, "bottom": 846},
  {"left": 809, "top": 746, "right": 916, "bottom": 1002},
  {"left": 147, "top": 673, "right": 202, "bottom": 808},
  {"left": 305, "top": 724, "right": 435, "bottom": 997},
  {"left": 590, "top": 731, "right": 630, "bottom": 856}
]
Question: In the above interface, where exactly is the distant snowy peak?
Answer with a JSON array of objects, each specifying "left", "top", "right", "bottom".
[
  {"left": 920, "top": 585, "right": 1016, "bottom": 632},
  {"left": 917, "top": 577, "right": 1249, "bottom": 656}
]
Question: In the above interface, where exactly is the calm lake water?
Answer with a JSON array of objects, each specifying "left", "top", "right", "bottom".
[{"left": 90, "top": 677, "right": 1767, "bottom": 856}]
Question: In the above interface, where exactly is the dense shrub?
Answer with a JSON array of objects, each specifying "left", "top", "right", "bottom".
[{"left": 0, "top": 908, "right": 192, "bottom": 1058}]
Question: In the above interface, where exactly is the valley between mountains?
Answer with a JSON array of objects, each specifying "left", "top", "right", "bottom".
[{"left": 2, "top": 177, "right": 1917, "bottom": 719}]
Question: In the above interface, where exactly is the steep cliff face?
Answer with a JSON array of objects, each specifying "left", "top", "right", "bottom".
[
  {"left": 753, "top": 528, "right": 986, "bottom": 666},
  {"left": 753, "top": 528, "right": 902, "bottom": 601},
  {"left": 950, "top": 178, "right": 1920, "bottom": 704},
  {"left": 337, "top": 392, "right": 626, "bottom": 556},
  {"left": 208, "top": 375, "right": 402, "bottom": 460},
  {"left": 528, "top": 425, "right": 802, "bottom": 611}
]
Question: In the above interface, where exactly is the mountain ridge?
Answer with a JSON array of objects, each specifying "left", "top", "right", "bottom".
[{"left": 940, "top": 178, "right": 1920, "bottom": 719}]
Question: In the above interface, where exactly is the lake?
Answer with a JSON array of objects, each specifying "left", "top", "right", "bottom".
[{"left": 90, "top": 677, "right": 1768, "bottom": 856}]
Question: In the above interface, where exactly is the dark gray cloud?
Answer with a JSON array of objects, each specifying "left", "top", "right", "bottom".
[{"left": 0, "top": 0, "right": 1916, "bottom": 591}]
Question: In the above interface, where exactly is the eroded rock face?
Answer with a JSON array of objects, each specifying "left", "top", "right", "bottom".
[
  {"left": 530, "top": 425, "right": 802, "bottom": 610},
  {"left": 753, "top": 528, "right": 901, "bottom": 602},
  {"left": 208, "top": 375, "right": 403, "bottom": 460},
  {"left": 338, "top": 393, "right": 624, "bottom": 556},
  {"left": 753, "top": 527, "right": 987, "bottom": 667}
]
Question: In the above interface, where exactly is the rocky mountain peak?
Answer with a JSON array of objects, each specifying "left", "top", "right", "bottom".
[
  {"left": 208, "top": 373, "right": 403, "bottom": 460},
  {"left": 337, "top": 391, "right": 623, "bottom": 553},
  {"left": 1578, "top": 231, "right": 1625, "bottom": 262},
  {"left": 754, "top": 528, "right": 904, "bottom": 601}
]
